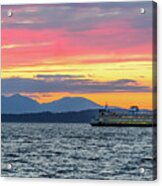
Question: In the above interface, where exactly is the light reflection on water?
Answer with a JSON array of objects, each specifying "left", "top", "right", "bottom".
[{"left": 1, "top": 123, "right": 155, "bottom": 180}]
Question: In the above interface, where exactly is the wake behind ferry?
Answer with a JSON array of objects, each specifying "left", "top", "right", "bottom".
[{"left": 90, "top": 105, "right": 155, "bottom": 127}]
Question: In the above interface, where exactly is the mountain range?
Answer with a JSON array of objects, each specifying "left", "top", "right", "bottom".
[
  {"left": 1, "top": 94, "right": 153, "bottom": 123},
  {"left": 1, "top": 94, "right": 104, "bottom": 114},
  {"left": 1, "top": 94, "right": 152, "bottom": 115}
]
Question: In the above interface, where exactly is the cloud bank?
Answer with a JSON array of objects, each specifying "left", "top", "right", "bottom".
[{"left": 2, "top": 76, "right": 151, "bottom": 94}]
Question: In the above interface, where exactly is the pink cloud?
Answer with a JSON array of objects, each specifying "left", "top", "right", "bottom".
[{"left": 2, "top": 14, "right": 152, "bottom": 68}]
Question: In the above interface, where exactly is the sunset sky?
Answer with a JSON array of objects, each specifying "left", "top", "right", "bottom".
[{"left": 1, "top": 2, "right": 154, "bottom": 109}]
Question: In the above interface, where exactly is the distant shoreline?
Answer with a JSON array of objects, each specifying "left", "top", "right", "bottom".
[
  {"left": 1, "top": 108, "right": 155, "bottom": 125},
  {"left": 1, "top": 109, "right": 98, "bottom": 123}
]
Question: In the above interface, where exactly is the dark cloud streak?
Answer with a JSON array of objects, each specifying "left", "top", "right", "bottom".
[
  {"left": 2, "top": 2, "right": 152, "bottom": 31},
  {"left": 2, "top": 77, "right": 151, "bottom": 94},
  {"left": 36, "top": 74, "right": 85, "bottom": 79}
]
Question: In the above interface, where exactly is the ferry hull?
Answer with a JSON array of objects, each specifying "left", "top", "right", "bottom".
[{"left": 90, "top": 122, "right": 156, "bottom": 127}]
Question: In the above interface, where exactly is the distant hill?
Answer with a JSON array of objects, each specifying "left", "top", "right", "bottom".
[
  {"left": 1, "top": 94, "right": 40, "bottom": 114},
  {"left": 1, "top": 109, "right": 99, "bottom": 123},
  {"left": 1, "top": 94, "right": 102, "bottom": 114},
  {"left": 42, "top": 96, "right": 101, "bottom": 113}
]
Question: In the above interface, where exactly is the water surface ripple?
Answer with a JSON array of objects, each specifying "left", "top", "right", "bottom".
[{"left": 1, "top": 123, "right": 154, "bottom": 180}]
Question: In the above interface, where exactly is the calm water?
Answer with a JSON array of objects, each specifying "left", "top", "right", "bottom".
[{"left": 1, "top": 123, "right": 155, "bottom": 180}]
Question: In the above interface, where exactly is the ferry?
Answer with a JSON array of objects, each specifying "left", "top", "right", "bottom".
[{"left": 90, "top": 106, "right": 156, "bottom": 127}]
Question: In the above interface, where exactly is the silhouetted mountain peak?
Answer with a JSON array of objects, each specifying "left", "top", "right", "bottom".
[
  {"left": 9, "top": 94, "right": 37, "bottom": 102},
  {"left": 53, "top": 96, "right": 99, "bottom": 104},
  {"left": 2, "top": 94, "right": 101, "bottom": 114}
]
